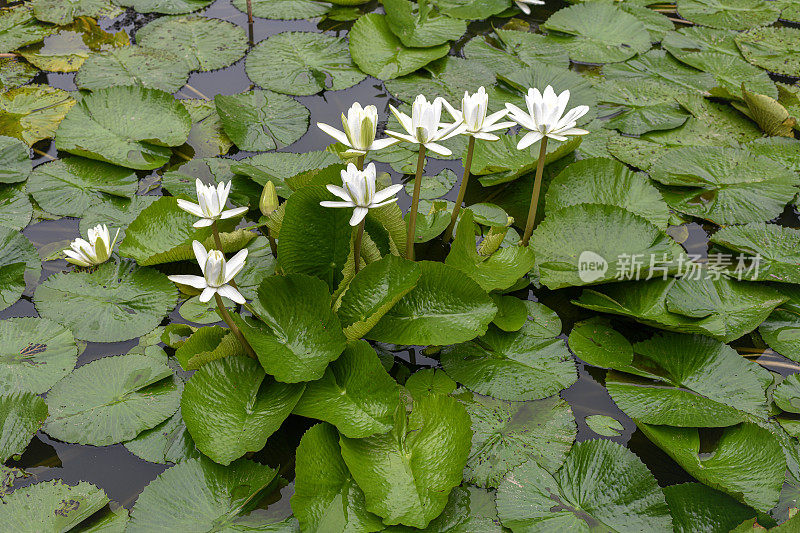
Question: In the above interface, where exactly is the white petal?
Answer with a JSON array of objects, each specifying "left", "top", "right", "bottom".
[
  {"left": 176, "top": 199, "right": 205, "bottom": 217},
  {"left": 384, "top": 130, "right": 418, "bottom": 144},
  {"left": 546, "top": 133, "right": 568, "bottom": 142},
  {"left": 168, "top": 274, "right": 208, "bottom": 289},
  {"left": 558, "top": 127, "right": 590, "bottom": 137},
  {"left": 320, "top": 200, "right": 356, "bottom": 208},
  {"left": 192, "top": 240, "right": 208, "bottom": 269},
  {"left": 220, "top": 206, "right": 249, "bottom": 219},
  {"left": 199, "top": 287, "right": 217, "bottom": 303},
  {"left": 317, "top": 122, "right": 351, "bottom": 146},
  {"left": 424, "top": 142, "right": 452, "bottom": 156},
  {"left": 372, "top": 183, "right": 403, "bottom": 204},
  {"left": 194, "top": 218, "right": 214, "bottom": 228},
  {"left": 217, "top": 284, "right": 246, "bottom": 304},
  {"left": 372, "top": 197, "right": 399, "bottom": 208},
  {"left": 349, "top": 207, "right": 369, "bottom": 226},
  {"left": 327, "top": 184, "right": 353, "bottom": 202},
  {"left": 517, "top": 130, "right": 544, "bottom": 150},
  {"left": 225, "top": 249, "right": 248, "bottom": 281},
  {"left": 389, "top": 105, "right": 413, "bottom": 134},
  {"left": 369, "top": 137, "right": 399, "bottom": 150},
  {"left": 473, "top": 132, "right": 499, "bottom": 141},
  {"left": 63, "top": 250, "right": 92, "bottom": 267}
]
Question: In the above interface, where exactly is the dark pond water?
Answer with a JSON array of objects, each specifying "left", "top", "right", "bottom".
[{"left": 5, "top": 0, "right": 800, "bottom": 514}]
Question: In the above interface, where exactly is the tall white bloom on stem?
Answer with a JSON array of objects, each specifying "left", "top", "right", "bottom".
[
  {"left": 320, "top": 162, "right": 402, "bottom": 273},
  {"left": 514, "top": 0, "right": 545, "bottom": 15},
  {"left": 168, "top": 241, "right": 248, "bottom": 304},
  {"left": 505, "top": 86, "right": 590, "bottom": 246},
  {"left": 386, "top": 94, "right": 461, "bottom": 259},
  {"left": 441, "top": 87, "right": 516, "bottom": 241},
  {"left": 64, "top": 224, "right": 119, "bottom": 267},
  {"left": 317, "top": 102, "right": 397, "bottom": 157},
  {"left": 177, "top": 179, "right": 249, "bottom": 228}
]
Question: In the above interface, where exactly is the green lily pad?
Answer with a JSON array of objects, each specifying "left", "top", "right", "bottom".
[
  {"left": 34, "top": 261, "right": 177, "bottom": 343},
  {"left": 0, "top": 228, "right": 40, "bottom": 312},
  {"left": 247, "top": 31, "right": 365, "bottom": 96},
  {"left": 543, "top": 3, "right": 651, "bottom": 64},
  {"left": 497, "top": 439, "right": 672, "bottom": 532},
  {"left": 55, "top": 85, "right": 191, "bottom": 170},
  {"left": 774, "top": 374, "right": 800, "bottom": 414},
  {"left": 0, "top": 480, "right": 111, "bottom": 531},
  {"left": 676, "top": 51, "right": 777, "bottom": 100},
  {"left": 0, "top": 5, "right": 57, "bottom": 54},
  {"left": 710, "top": 223, "right": 800, "bottom": 284},
  {"left": 127, "top": 457, "right": 281, "bottom": 531},
  {"left": 603, "top": 49, "right": 716, "bottom": 98},
  {"left": 214, "top": 90, "right": 309, "bottom": 152},
  {"left": 638, "top": 421, "right": 785, "bottom": 512},
  {"left": 0, "top": 184, "right": 32, "bottom": 230},
  {"left": 490, "top": 294, "right": 528, "bottom": 332},
  {"left": 576, "top": 276, "right": 787, "bottom": 342},
  {"left": 735, "top": 26, "right": 800, "bottom": 77},
  {"left": 0, "top": 135, "right": 31, "bottom": 184},
  {"left": 29, "top": 0, "right": 121, "bottom": 25},
  {"left": 179, "top": 99, "right": 233, "bottom": 158},
  {"left": 78, "top": 194, "right": 158, "bottom": 243},
  {"left": 651, "top": 146, "right": 798, "bottom": 225},
  {"left": 403, "top": 169, "right": 456, "bottom": 200},
  {"left": 136, "top": 15, "right": 247, "bottom": 71},
  {"left": 292, "top": 423, "right": 384, "bottom": 532},
  {"left": 349, "top": 13, "right": 449, "bottom": 80},
  {"left": 0, "top": 392, "right": 47, "bottom": 462},
  {"left": 567, "top": 317, "right": 635, "bottom": 370},
  {"left": 760, "top": 287, "right": 800, "bottom": 363},
  {"left": 293, "top": 340, "right": 401, "bottom": 438},
  {"left": 463, "top": 393, "right": 576, "bottom": 488},
  {"left": 440, "top": 301, "right": 577, "bottom": 401},
  {"left": 546, "top": 157, "right": 670, "bottom": 228},
  {"left": 43, "top": 351, "right": 181, "bottom": 446},
  {"left": 114, "top": 0, "right": 213, "bottom": 14},
  {"left": 233, "top": 0, "right": 332, "bottom": 19},
  {"left": 0, "top": 85, "right": 75, "bottom": 146},
  {"left": 384, "top": 0, "right": 466, "bottom": 48},
  {"left": 367, "top": 261, "right": 497, "bottom": 346},
  {"left": 584, "top": 415, "right": 624, "bottom": 437},
  {"left": 123, "top": 409, "right": 199, "bottom": 465},
  {"left": 173, "top": 324, "right": 243, "bottom": 370},
  {"left": 433, "top": 0, "right": 508, "bottom": 19},
  {"left": 26, "top": 157, "right": 136, "bottom": 217},
  {"left": 181, "top": 355, "right": 305, "bottom": 465},
  {"left": 664, "top": 483, "right": 759, "bottom": 533},
  {"left": 232, "top": 151, "right": 340, "bottom": 197},
  {"left": 677, "top": 0, "right": 780, "bottom": 30},
  {"left": 0, "top": 317, "right": 77, "bottom": 395},
  {"left": 464, "top": 29, "right": 571, "bottom": 72},
  {"left": 233, "top": 274, "right": 346, "bottom": 383},
  {"left": 339, "top": 394, "right": 472, "bottom": 529},
  {"left": 18, "top": 21, "right": 129, "bottom": 73},
  {"left": 598, "top": 84, "right": 690, "bottom": 136},
  {"left": 404, "top": 368, "right": 456, "bottom": 399},
  {"left": 446, "top": 210, "right": 535, "bottom": 292},
  {"left": 606, "top": 332, "right": 772, "bottom": 427},
  {"left": 75, "top": 45, "right": 191, "bottom": 92},
  {"left": 0, "top": 58, "right": 38, "bottom": 90},
  {"left": 663, "top": 26, "right": 741, "bottom": 60}
]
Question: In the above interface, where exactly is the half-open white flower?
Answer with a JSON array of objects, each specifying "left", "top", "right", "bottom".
[
  {"left": 515, "top": 0, "right": 545, "bottom": 15},
  {"left": 320, "top": 162, "right": 403, "bottom": 226},
  {"left": 441, "top": 87, "right": 516, "bottom": 141},
  {"left": 168, "top": 241, "right": 248, "bottom": 304},
  {"left": 505, "top": 85, "right": 590, "bottom": 149},
  {"left": 176, "top": 179, "right": 249, "bottom": 228},
  {"left": 386, "top": 95, "right": 462, "bottom": 156},
  {"left": 317, "top": 102, "right": 397, "bottom": 155},
  {"left": 64, "top": 224, "right": 120, "bottom": 267}
]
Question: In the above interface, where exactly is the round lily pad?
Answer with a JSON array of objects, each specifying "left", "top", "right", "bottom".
[
  {"left": 246, "top": 31, "right": 366, "bottom": 96},
  {"left": 0, "top": 480, "right": 112, "bottom": 531},
  {"left": 0, "top": 183, "right": 32, "bottom": 230},
  {"left": 0, "top": 317, "right": 77, "bottom": 395},
  {"left": 29, "top": 0, "right": 121, "bottom": 25},
  {"left": 34, "top": 261, "right": 177, "bottom": 343},
  {"left": 0, "top": 135, "right": 32, "bottom": 184},
  {"left": 123, "top": 410, "right": 199, "bottom": 465},
  {"left": 677, "top": 0, "right": 780, "bottom": 30},
  {"left": 75, "top": 45, "right": 192, "bottom": 92},
  {"left": 136, "top": 15, "right": 248, "bottom": 72},
  {"left": 0, "top": 227, "right": 40, "bottom": 312},
  {"left": 214, "top": 90, "right": 309, "bottom": 151},
  {"left": 585, "top": 414, "right": 624, "bottom": 437},
  {"left": 233, "top": 0, "right": 332, "bottom": 19},
  {"left": 43, "top": 352, "right": 182, "bottom": 446},
  {"left": 0, "top": 85, "right": 75, "bottom": 146},
  {"left": 0, "top": 392, "right": 48, "bottom": 462},
  {"left": 735, "top": 26, "right": 800, "bottom": 77},
  {"left": 114, "top": 0, "right": 213, "bottom": 13}
]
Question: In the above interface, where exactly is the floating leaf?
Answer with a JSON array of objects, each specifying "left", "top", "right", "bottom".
[
  {"left": 181, "top": 356, "right": 305, "bottom": 465},
  {"left": 55, "top": 86, "right": 191, "bottom": 170},
  {"left": 491, "top": 294, "right": 528, "bottom": 332},
  {"left": 292, "top": 423, "right": 384, "bottom": 532},
  {"left": 43, "top": 351, "right": 181, "bottom": 446},
  {"left": 664, "top": 483, "right": 759, "bottom": 533},
  {"left": 404, "top": 368, "right": 456, "bottom": 399},
  {"left": 663, "top": 26, "right": 741, "bottom": 60},
  {"left": 215, "top": 90, "right": 309, "bottom": 151},
  {"left": 29, "top": 0, "right": 121, "bottom": 25},
  {"left": 18, "top": 21, "right": 129, "bottom": 73},
  {"left": 123, "top": 409, "right": 199, "bottom": 465},
  {"left": 710, "top": 223, "right": 800, "bottom": 284},
  {"left": 774, "top": 375, "right": 800, "bottom": 414},
  {"left": 678, "top": 51, "right": 777, "bottom": 100},
  {"left": 233, "top": 274, "right": 346, "bottom": 383},
  {"left": 367, "top": 261, "right": 496, "bottom": 346},
  {"left": 0, "top": 85, "right": 74, "bottom": 146},
  {"left": 584, "top": 415, "right": 623, "bottom": 437},
  {"left": 0, "top": 228, "right": 40, "bottom": 312},
  {"left": 677, "top": 0, "right": 779, "bottom": 30},
  {"left": 384, "top": 0, "right": 466, "bottom": 48},
  {"left": 339, "top": 394, "right": 472, "bottom": 528},
  {"left": 543, "top": 3, "right": 651, "bottom": 64},
  {"left": 136, "top": 15, "right": 247, "bottom": 71},
  {"left": 234, "top": 0, "right": 332, "bottom": 19},
  {"left": 0, "top": 393, "right": 47, "bottom": 462},
  {"left": 114, "top": 0, "right": 214, "bottom": 14},
  {"left": 293, "top": 340, "right": 401, "bottom": 438},
  {"left": 75, "top": 45, "right": 191, "bottom": 92},
  {"left": 497, "top": 439, "right": 672, "bottom": 532},
  {"left": 247, "top": 31, "right": 365, "bottom": 96},
  {"left": 349, "top": 13, "right": 449, "bottom": 80},
  {"left": 0, "top": 480, "right": 111, "bottom": 531},
  {"left": 464, "top": 29, "right": 570, "bottom": 72},
  {"left": 179, "top": 99, "right": 233, "bottom": 158},
  {"left": 735, "top": 27, "right": 800, "bottom": 77},
  {"left": 567, "top": 317, "right": 635, "bottom": 370},
  {"left": 127, "top": 457, "right": 281, "bottom": 531},
  {"left": 0, "top": 317, "right": 77, "bottom": 395},
  {"left": 34, "top": 261, "right": 177, "bottom": 342},
  {"left": 0, "top": 5, "right": 57, "bottom": 54},
  {"left": 0, "top": 58, "right": 38, "bottom": 90},
  {"left": 0, "top": 136, "right": 31, "bottom": 184},
  {"left": 232, "top": 151, "right": 340, "bottom": 197},
  {"left": 603, "top": 49, "right": 716, "bottom": 98},
  {"left": 79, "top": 194, "right": 158, "bottom": 243},
  {"left": 0, "top": 184, "right": 32, "bottom": 230},
  {"left": 440, "top": 301, "right": 577, "bottom": 401},
  {"left": 760, "top": 287, "right": 800, "bottom": 363},
  {"left": 433, "top": 0, "right": 508, "bottom": 19},
  {"left": 463, "top": 393, "right": 575, "bottom": 488}
]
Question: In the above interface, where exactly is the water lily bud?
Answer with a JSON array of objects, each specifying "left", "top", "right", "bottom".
[{"left": 260, "top": 181, "right": 279, "bottom": 216}]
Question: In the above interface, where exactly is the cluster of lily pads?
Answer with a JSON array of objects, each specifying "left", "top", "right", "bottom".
[{"left": 3, "top": 0, "right": 800, "bottom": 530}]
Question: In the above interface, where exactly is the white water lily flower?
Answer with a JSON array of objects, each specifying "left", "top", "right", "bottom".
[
  {"left": 505, "top": 86, "right": 590, "bottom": 149},
  {"left": 320, "top": 162, "right": 403, "bottom": 226},
  {"left": 515, "top": 0, "right": 545, "bottom": 15},
  {"left": 441, "top": 86, "right": 516, "bottom": 141},
  {"left": 64, "top": 224, "right": 120, "bottom": 267},
  {"left": 317, "top": 102, "right": 397, "bottom": 155},
  {"left": 168, "top": 241, "right": 248, "bottom": 304},
  {"left": 176, "top": 179, "right": 249, "bottom": 228},
  {"left": 386, "top": 95, "right": 462, "bottom": 156}
]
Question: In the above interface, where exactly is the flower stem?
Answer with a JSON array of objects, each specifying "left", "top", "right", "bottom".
[
  {"left": 245, "top": 0, "right": 254, "bottom": 46},
  {"left": 214, "top": 293, "right": 257, "bottom": 359},
  {"left": 354, "top": 220, "right": 365, "bottom": 273},
  {"left": 405, "top": 146, "right": 426, "bottom": 260},
  {"left": 211, "top": 220, "right": 224, "bottom": 251},
  {"left": 444, "top": 136, "right": 475, "bottom": 242},
  {"left": 356, "top": 154, "right": 365, "bottom": 171},
  {"left": 521, "top": 137, "right": 548, "bottom": 247}
]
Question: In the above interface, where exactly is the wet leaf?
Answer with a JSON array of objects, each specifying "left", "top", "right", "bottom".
[
  {"left": 0, "top": 480, "right": 111, "bottom": 531},
  {"left": 0, "top": 85, "right": 75, "bottom": 146},
  {"left": 215, "top": 90, "right": 309, "bottom": 151},
  {"left": 0, "top": 393, "right": 47, "bottom": 462}
]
